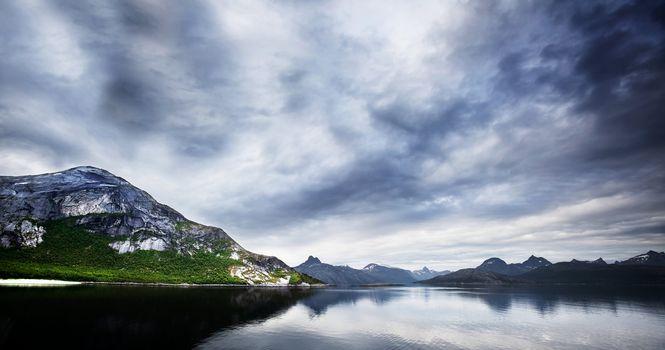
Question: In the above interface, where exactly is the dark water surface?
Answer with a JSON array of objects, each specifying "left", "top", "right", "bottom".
[{"left": 1, "top": 285, "right": 664, "bottom": 349}]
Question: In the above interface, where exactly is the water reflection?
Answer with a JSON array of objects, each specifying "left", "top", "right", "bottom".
[
  {"left": 449, "top": 286, "right": 665, "bottom": 316},
  {"left": 0, "top": 285, "right": 313, "bottom": 349},
  {"left": 199, "top": 286, "right": 665, "bottom": 350},
  {"left": 301, "top": 288, "right": 405, "bottom": 315},
  {"left": 1, "top": 285, "right": 664, "bottom": 350}
]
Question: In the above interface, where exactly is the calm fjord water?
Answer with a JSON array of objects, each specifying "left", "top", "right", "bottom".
[{"left": 0, "top": 285, "right": 663, "bottom": 349}]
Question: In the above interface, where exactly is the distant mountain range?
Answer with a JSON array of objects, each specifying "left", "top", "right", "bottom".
[
  {"left": 294, "top": 256, "right": 449, "bottom": 285},
  {"left": 421, "top": 251, "right": 665, "bottom": 286},
  {"left": 296, "top": 251, "right": 665, "bottom": 286}
]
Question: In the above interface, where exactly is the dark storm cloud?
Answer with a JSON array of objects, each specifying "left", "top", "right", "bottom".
[
  {"left": 0, "top": 1, "right": 92, "bottom": 163},
  {"left": 45, "top": 0, "right": 238, "bottom": 144},
  {"left": 509, "top": 0, "right": 665, "bottom": 214},
  {"left": 548, "top": 1, "right": 665, "bottom": 163},
  {"left": 259, "top": 0, "right": 663, "bottom": 233},
  {"left": 285, "top": 157, "right": 420, "bottom": 216},
  {"left": 100, "top": 57, "right": 166, "bottom": 131},
  {"left": 233, "top": 0, "right": 665, "bottom": 240}
]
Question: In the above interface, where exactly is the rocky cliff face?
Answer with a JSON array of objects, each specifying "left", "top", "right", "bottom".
[{"left": 0, "top": 166, "right": 307, "bottom": 285}]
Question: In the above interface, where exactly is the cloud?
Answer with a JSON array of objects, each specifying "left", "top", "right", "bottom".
[{"left": 1, "top": 0, "right": 663, "bottom": 269}]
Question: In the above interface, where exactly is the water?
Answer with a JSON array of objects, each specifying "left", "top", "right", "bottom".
[{"left": 0, "top": 285, "right": 663, "bottom": 349}]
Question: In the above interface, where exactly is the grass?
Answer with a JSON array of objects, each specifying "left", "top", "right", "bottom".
[{"left": 0, "top": 217, "right": 247, "bottom": 284}]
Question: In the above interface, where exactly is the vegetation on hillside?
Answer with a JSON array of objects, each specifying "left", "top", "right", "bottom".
[{"left": 0, "top": 217, "right": 247, "bottom": 284}]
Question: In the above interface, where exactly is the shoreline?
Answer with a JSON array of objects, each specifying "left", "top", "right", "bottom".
[
  {"left": 0, "top": 278, "right": 327, "bottom": 288},
  {"left": 0, "top": 279, "right": 82, "bottom": 286}
]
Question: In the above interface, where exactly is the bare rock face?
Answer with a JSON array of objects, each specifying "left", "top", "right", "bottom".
[
  {"left": 0, "top": 166, "right": 194, "bottom": 248},
  {"left": 0, "top": 166, "right": 298, "bottom": 284},
  {"left": 0, "top": 166, "right": 230, "bottom": 253},
  {"left": 1, "top": 220, "right": 45, "bottom": 248}
]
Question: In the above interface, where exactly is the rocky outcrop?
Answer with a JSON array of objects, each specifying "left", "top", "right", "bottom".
[{"left": 1, "top": 220, "right": 45, "bottom": 248}]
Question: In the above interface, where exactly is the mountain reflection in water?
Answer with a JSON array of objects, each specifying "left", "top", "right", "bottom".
[
  {"left": 197, "top": 286, "right": 665, "bottom": 350},
  {"left": 1, "top": 285, "right": 664, "bottom": 349},
  {"left": 0, "top": 285, "right": 312, "bottom": 349}
]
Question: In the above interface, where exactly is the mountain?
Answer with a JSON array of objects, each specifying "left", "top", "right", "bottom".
[
  {"left": 294, "top": 258, "right": 417, "bottom": 285},
  {"left": 420, "top": 251, "right": 665, "bottom": 286},
  {"left": 295, "top": 256, "right": 381, "bottom": 286},
  {"left": 561, "top": 258, "right": 607, "bottom": 265},
  {"left": 410, "top": 266, "right": 451, "bottom": 281},
  {"left": 476, "top": 258, "right": 515, "bottom": 275},
  {"left": 420, "top": 268, "right": 525, "bottom": 286},
  {"left": 592, "top": 258, "right": 607, "bottom": 265},
  {"left": 0, "top": 166, "right": 319, "bottom": 285},
  {"left": 476, "top": 255, "right": 551, "bottom": 276},
  {"left": 300, "top": 255, "right": 322, "bottom": 267},
  {"left": 521, "top": 255, "right": 552, "bottom": 270},
  {"left": 521, "top": 260, "right": 665, "bottom": 285},
  {"left": 363, "top": 263, "right": 417, "bottom": 284},
  {"left": 616, "top": 251, "right": 665, "bottom": 266}
]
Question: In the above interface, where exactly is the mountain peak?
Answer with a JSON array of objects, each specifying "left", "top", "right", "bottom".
[
  {"left": 592, "top": 258, "right": 607, "bottom": 265},
  {"left": 363, "top": 263, "right": 390, "bottom": 271},
  {"left": 476, "top": 258, "right": 509, "bottom": 274},
  {"left": 617, "top": 250, "right": 665, "bottom": 266},
  {"left": 304, "top": 256, "right": 322, "bottom": 265},
  {"left": 62, "top": 166, "right": 125, "bottom": 180},
  {"left": 410, "top": 266, "right": 450, "bottom": 281},
  {"left": 2, "top": 165, "right": 132, "bottom": 190},
  {"left": 65, "top": 165, "right": 109, "bottom": 173},
  {"left": 522, "top": 255, "right": 551, "bottom": 267},
  {"left": 480, "top": 257, "right": 507, "bottom": 266}
]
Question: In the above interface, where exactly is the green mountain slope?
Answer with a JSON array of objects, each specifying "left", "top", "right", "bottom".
[{"left": 0, "top": 167, "right": 320, "bottom": 285}]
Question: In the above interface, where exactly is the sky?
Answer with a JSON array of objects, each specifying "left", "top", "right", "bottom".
[{"left": 1, "top": 0, "right": 664, "bottom": 270}]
